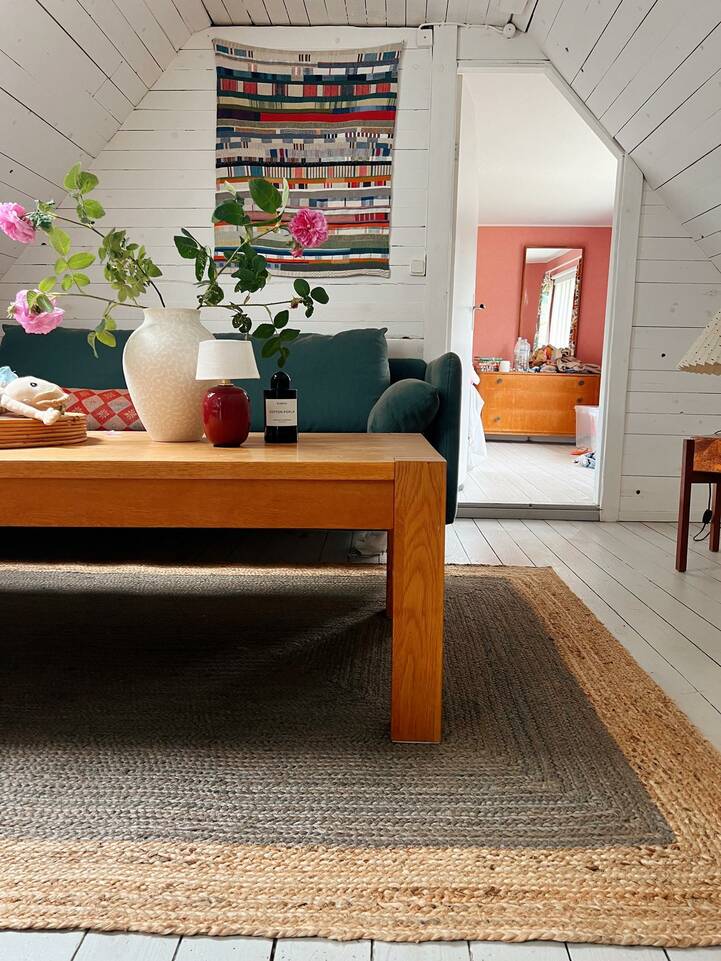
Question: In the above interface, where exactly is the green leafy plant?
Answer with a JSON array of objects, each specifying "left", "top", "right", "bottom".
[
  {"left": 173, "top": 178, "right": 328, "bottom": 367},
  {"left": 3, "top": 164, "right": 330, "bottom": 367}
]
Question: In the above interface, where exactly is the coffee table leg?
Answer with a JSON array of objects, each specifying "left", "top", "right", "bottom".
[
  {"left": 390, "top": 460, "right": 445, "bottom": 743},
  {"left": 386, "top": 529, "right": 394, "bottom": 618}
]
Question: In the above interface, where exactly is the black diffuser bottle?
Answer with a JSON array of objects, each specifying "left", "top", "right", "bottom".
[{"left": 264, "top": 370, "right": 298, "bottom": 444}]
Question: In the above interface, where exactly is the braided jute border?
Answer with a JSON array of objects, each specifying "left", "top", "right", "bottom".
[{"left": 0, "top": 565, "right": 719, "bottom": 947}]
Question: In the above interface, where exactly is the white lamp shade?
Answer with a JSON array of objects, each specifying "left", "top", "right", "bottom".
[
  {"left": 678, "top": 309, "right": 721, "bottom": 375},
  {"left": 196, "top": 338, "right": 259, "bottom": 380}
]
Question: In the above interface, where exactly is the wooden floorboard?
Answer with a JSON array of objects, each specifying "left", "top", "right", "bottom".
[
  {"left": 469, "top": 944, "right": 568, "bottom": 959},
  {"left": 445, "top": 523, "right": 470, "bottom": 563},
  {"left": 375, "top": 944, "right": 470, "bottom": 961},
  {"left": 275, "top": 940, "right": 371, "bottom": 961},
  {"left": 0, "top": 930, "right": 86, "bottom": 961},
  {"left": 474, "top": 519, "right": 534, "bottom": 565},
  {"left": 1, "top": 522, "right": 719, "bottom": 958},
  {"left": 74, "top": 933, "right": 179, "bottom": 960},
  {"left": 175, "top": 936, "right": 274, "bottom": 959},
  {"left": 454, "top": 518, "right": 502, "bottom": 565},
  {"left": 459, "top": 442, "right": 596, "bottom": 507},
  {"left": 566, "top": 946, "right": 666, "bottom": 960},
  {"left": 666, "top": 949, "right": 721, "bottom": 959}
]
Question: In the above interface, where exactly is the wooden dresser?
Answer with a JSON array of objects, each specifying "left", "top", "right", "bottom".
[{"left": 477, "top": 371, "right": 601, "bottom": 437}]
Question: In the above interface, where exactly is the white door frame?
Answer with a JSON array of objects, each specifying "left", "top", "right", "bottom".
[{"left": 444, "top": 59, "right": 642, "bottom": 521}]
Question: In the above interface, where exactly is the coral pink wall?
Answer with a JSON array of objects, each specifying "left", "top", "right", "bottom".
[{"left": 474, "top": 226, "right": 612, "bottom": 366}]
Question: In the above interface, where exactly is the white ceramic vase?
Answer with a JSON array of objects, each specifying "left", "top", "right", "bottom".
[{"left": 123, "top": 307, "right": 215, "bottom": 442}]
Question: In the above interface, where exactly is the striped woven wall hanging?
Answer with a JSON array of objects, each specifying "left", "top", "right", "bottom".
[{"left": 213, "top": 41, "right": 402, "bottom": 278}]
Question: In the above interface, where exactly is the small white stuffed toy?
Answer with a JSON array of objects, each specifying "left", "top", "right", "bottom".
[{"left": 0, "top": 375, "right": 69, "bottom": 426}]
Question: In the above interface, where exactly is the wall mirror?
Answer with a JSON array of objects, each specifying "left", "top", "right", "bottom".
[{"left": 519, "top": 247, "right": 583, "bottom": 354}]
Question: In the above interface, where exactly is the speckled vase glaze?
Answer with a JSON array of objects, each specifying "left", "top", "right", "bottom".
[{"left": 123, "top": 308, "right": 215, "bottom": 442}]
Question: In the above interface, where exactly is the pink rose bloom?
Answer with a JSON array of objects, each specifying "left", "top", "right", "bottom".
[
  {"left": 11, "top": 289, "right": 64, "bottom": 335},
  {"left": 289, "top": 208, "right": 328, "bottom": 250},
  {"left": 0, "top": 203, "right": 36, "bottom": 244}
]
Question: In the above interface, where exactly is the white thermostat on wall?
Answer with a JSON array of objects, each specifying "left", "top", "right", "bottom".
[{"left": 410, "top": 256, "right": 426, "bottom": 277}]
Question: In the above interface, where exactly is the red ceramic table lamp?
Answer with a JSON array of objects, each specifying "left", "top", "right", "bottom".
[{"left": 196, "top": 339, "right": 259, "bottom": 447}]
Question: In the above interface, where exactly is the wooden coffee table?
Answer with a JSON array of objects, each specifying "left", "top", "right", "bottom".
[{"left": 0, "top": 432, "right": 446, "bottom": 743}]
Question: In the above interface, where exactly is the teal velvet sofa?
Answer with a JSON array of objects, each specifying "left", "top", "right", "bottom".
[
  {"left": 384, "top": 354, "right": 461, "bottom": 523},
  {"left": 0, "top": 324, "right": 462, "bottom": 523}
]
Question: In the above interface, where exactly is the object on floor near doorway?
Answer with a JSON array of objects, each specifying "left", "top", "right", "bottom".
[
  {"left": 676, "top": 435, "right": 721, "bottom": 571},
  {"left": 350, "top": 530, "right": 388, "bottom": 556},
  {"left": 0, "top": 565, "right": 718, "bottom": 947},
  {"left": 575, "top": 451, "right": 596, "bottom": 470},
  {"left": 575, "top": 404, "right": 599, "bottom": 452}
]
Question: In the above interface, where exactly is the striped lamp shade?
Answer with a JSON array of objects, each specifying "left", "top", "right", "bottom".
[{"left": 678, "top": 309, "right": 721, "bottom": 375}]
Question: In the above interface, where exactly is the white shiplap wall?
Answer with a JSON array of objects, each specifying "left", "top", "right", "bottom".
[
  {"left": 0, "top": 0, "right": 212, "bottom": 281},
  {"left": 620, "top": 182, "right": 721, "bottom": 521},
  {"left": 3, "top": 26, "right": 431, "bottom": 339}
]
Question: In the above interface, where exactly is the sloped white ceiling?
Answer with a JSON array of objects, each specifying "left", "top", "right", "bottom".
[
  {"left": 526, "top": 0, "right": 721, "bottom": 273},
  {"left": 0, "top": 0, "right": 212, "bottom": 278},
  {"left": 196, "top": 0, "right": 517, "bottom": 27}
]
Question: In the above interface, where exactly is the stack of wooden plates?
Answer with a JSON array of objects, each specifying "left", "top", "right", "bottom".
[{"left": 0, "top": 413, "right": 88, "bottom": 449}]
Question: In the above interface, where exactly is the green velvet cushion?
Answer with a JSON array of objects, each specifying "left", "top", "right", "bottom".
[
  {"left": 367, "top": 378, "right": 440, "bottom": 434},
  {"left": 0, "top": 324, "right": 130, "bottom": 389},
  {"left": 222, "top": 327, "right": 390, "bottom": 432},
  {"left": 388, "top": 357, "right": 426, "bottom": 384}
]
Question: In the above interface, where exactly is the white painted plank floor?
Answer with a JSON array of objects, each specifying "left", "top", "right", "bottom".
[
  {"left": 459, "top": 442, "right": 596, "bottom": 506},
  {"left": 1, "top": 521, "right": 720, "bottom": 960}
]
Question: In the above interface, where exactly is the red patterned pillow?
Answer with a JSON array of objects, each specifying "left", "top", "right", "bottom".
[{"left": 64, "top": 388, "right": 144, "bottom": 431}]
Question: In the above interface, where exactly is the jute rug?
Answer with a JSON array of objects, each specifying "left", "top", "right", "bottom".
[{"left": 0, "top": 565, "right": 719, "bottom": 947}]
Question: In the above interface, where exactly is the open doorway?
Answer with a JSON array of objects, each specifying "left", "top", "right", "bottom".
[{"left": 455, "top": 71, "right": 618, "bottom": 516}]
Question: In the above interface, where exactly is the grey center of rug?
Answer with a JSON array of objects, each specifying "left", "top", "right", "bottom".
[{"left": 0, "top": 569, "right": 672, "bottom": 850}]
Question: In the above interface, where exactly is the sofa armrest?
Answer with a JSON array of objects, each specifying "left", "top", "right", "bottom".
[{"left": 424, "top": 352, "right": 462, "bottom": 524}]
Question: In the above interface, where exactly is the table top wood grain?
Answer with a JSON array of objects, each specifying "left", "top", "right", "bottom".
[{"left": 0, "top": 431, "right": 444, "bottom": 480}]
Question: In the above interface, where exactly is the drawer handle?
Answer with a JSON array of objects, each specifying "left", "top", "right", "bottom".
[
  {"left": 578, "top": 379, "right": 585, "bottom": 386},
  {"left": 496, "top": 377, "right": 503, "bottom": 384},
  {"left": 493, "top": 416, "right": 501, "bottom": 422}
]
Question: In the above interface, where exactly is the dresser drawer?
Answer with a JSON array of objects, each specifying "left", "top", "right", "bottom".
[{"left": 477, "top": 373, "right": 600, "bottom": 436}]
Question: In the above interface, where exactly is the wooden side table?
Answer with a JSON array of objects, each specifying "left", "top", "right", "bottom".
[{"left": 676, "top": 436, "right": 721, "bottom": 572}]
